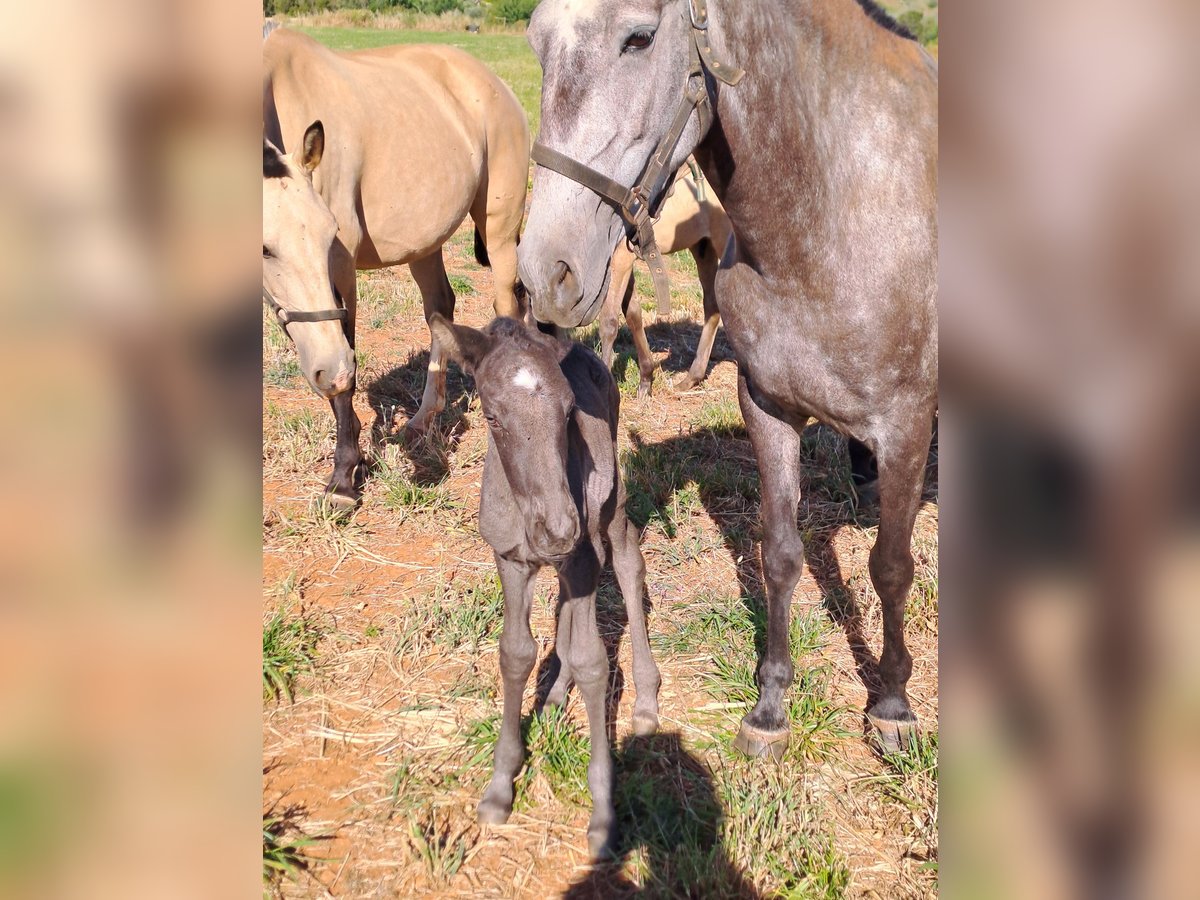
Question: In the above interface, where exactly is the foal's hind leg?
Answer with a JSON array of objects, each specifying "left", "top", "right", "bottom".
[
  {"left": 479, "top": 553, "right": 538, "bottom": 826},
  {"left": 864, "top": 417, "right": 931, "bottom": 752},
  {"left": 544, "top": 596, "right": 574, "bottom": 710},
  {"left": 733, "top": 371, "right": 805, "bottom": 761},
  {"left": 407, "top": 251, "right": 456, "bottom": 434},
  {"left": 607, "top": 514, "right": 660, "bottom": 735}
]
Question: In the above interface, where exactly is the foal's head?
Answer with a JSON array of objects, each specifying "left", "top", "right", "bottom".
[
  {"left": 262, "top": 122, "right": 354, "bottom": 398},
  {"left": 430, "top": 316, "right": 582, "bottom": 560},
  {"left": 519, "top": 0, "right": 706, "bottom": 326}
]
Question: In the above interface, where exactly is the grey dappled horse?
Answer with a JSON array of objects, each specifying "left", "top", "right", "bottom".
[
  {"left": 517, "top": 0, "right": 937, "bottom": 756},
  {"left": 428, "top": 315, "right": 661, "bottom": 858}
]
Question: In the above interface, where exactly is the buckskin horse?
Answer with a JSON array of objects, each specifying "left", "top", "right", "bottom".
[
  {"left": 517, "top": 0, "right": 937, "bottom": 754},
  {"left": 263, "top": 27, "right": 530, "bottom": 504}
]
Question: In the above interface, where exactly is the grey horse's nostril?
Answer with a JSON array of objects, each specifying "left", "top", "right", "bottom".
[{"left": 550, "top": 260, "right": 581, "bottom": 307}]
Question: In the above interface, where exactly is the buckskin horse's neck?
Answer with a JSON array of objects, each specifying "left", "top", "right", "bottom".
[{"left": 697, "top": 0, "right": 924, "bottom": 275}]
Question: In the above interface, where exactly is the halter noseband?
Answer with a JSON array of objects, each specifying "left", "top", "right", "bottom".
[
  {"left": 530, "top": 0, "right": 743, "bottom": 316},
  {"left": 262, "top": 284, "right": 348, "bottom": 331}
]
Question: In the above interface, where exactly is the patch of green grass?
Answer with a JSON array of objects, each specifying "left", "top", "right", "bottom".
[
  {"left": 427, "top": 574, "right": 505, "bottom": 651},
  {"left": 692, "top": 396, "right": 745, "bottom": 438},
  {"left": 263, "top": 607, "right": 324, "bottom": 703},
  {"left": 300, "top": 28, "right": 543, "bottom": 132},
  {"left": 407, "top": 811, "right": 472, "bottom": 886},
  {"left": 448, "top": 274, "right": 476, "bottom": 296},
  {"left": 263, "top": 814, "right": 320, "bottom": 888},
  {"left": 265, "top": 357, "right": 302, "bottom": 388}
]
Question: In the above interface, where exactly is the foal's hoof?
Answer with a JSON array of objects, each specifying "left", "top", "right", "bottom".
[
  {"left": 867, "top": 698, "right": 918, "bottom": 754},
  {"left": 733, "top": 721, "right": 790, "bottom": 761},
  {"left": 632, "top": 709, "right": 659, "bottom": 737},
  {"left": 476, "top": 796, "right": 512, "bottom": 826},
  {"left": 586, "top": 816, "right": 616, "bottom": 860}
]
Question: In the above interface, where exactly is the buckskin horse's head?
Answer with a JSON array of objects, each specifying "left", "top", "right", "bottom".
[
  {"left": 262, "top": 122, "right": 355, "bottom": 398},
  {"left": 519, "top": 0, "right": 722, "bottom": 328}
]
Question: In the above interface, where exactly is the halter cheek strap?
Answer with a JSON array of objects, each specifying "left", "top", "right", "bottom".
[{"left": 530, "top": 0, "right": 743, "bottom": 316}]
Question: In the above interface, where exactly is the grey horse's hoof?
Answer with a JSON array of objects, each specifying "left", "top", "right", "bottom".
[
  {"left": 632, "top": 709, "right": 659, "bottom": 737},
  {"left": 733, "top": 721, "right": 790, "bottom": 761},
  {"left": 477, "top": 796, "right": 512, "bottom": 826},
  {"left": 867, "top": 713, "right": 918, "bottom": 755}
]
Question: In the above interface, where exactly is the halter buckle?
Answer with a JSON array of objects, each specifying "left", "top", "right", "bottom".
[{"left": 689, "top": 0, "right": 709, "bottom": 30}]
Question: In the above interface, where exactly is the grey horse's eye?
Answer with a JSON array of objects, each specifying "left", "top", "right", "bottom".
[{"left": 623, "top": 29, "right": 655, "bottom": 53}]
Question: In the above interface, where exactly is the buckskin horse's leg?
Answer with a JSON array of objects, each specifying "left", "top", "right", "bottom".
[
  {"left": 676, "top": 238, "right": 721, "bottom": 391},
  {"left": 407, "top": 250, "right": 456, "bottom": 434},
  {"left": 864, "top": 417, "right": 931, "bottom": 752},
  {"left": 325, "top": 235, "right": 362, "bottom": 505},
  {"left": 559, "top": 545, "right": 615, "bottom": 858},
  {"left": 607, "top": 514, "right": 660, "bottom": 736},
  {"left": 478, "top": 553, "right": 538, "bottom": 826},
  {"left": 599, "top": 242, "right": 636, "bottom": 370},
  {"left": 622, "top": 285, "right": 657, "bottom": 399},
  {"left": 733, "top": 370, "right": 804, "bottom": 762}
]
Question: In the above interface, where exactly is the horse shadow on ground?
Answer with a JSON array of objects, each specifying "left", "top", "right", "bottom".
[
  {"left": 559, "top": 732, "right": 761, "bottom": 899},
  {"left": 362, "top": 348, "right": 476, "bottom": 485}
]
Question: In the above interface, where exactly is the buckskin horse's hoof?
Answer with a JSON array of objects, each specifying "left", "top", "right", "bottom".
[{"left": 733, "top": 721, "right": 790, "bottom": 761}]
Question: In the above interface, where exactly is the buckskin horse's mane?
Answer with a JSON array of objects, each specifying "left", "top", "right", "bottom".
[{"left": 852, "top": 0, "right": 916, "bottom": 41}]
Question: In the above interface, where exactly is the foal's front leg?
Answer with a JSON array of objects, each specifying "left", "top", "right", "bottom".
[
  {"left": 478, "top": 553, "right": 538, "bottom": 825},
  {"left": 559, "top": 547, "right": 616, "bottom": 858}
]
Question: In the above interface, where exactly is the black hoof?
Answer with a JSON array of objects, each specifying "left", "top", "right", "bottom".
[
  {"left": 323, "top": 487, "right": 360, "bottom": 510},
  {"left": 733, "top": 721, "right": 790, "bottom": 761}
]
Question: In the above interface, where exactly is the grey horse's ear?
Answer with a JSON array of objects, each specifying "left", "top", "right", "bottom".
[
  {"left": 297, "top": 120, "right": 324, "bottom": 173},
  {"left": 429, "top": 314, "right": 492, "bottom": 373}
]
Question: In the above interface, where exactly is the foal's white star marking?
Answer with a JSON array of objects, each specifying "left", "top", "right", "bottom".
[{"left": 513, "top": 367, "right": 541, "bottom": 391}]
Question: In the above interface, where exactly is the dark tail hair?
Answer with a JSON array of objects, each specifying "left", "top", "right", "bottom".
[{"left": 474, "top": 227, "right": 490, "bottom": 268}]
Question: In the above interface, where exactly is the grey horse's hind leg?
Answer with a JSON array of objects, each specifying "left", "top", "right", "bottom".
[
  {"left": 406, "top": 250, "right": 456, "bottom": 434},
  {"left": 864, "top": 417, "right": 931, "bottom": 752},
  {"left": 677, "top": 239, "right": 721, "bottom": 391},
  {"left": 559, "top": 549, "right": 615, "bottom": 858},
  {"left": 607, "top": 515, "right": 660, "bottom": 735},
  {"left": 733, "top": 370, "right": 804, "bottom": 762},
  {"left": 478, "top": 553, "right": 538, "bottom": 826}
]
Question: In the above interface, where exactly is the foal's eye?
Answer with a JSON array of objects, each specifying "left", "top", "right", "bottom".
[{"left": 623, "top": 29, "right": 655, "bottom": 53}]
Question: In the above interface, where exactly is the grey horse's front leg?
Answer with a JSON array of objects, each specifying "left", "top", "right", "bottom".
[
  {"left": 478, "top": 553, "right": 538, "bottom": 825},
  {"left": 607, "top": 514, "right": 660, "bottom": 735},
  {"left": 559, "top": 548, "right": 615, "bottom": 858}
]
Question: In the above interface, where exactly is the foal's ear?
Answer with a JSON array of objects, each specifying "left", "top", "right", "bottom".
[
  {"left": 296, "top": 120, "right": 324, "bottom": 173},
  {"left": 429, "top": 314, "right": 492, "bottom": 373}
]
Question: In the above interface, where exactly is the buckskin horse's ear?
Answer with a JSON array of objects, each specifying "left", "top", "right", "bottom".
[
  {"left": 429, "top": 314, "right": 492, "bottom": 373},
  {"left": 297, "top": 120, "right": 324, "bottom": 173}
]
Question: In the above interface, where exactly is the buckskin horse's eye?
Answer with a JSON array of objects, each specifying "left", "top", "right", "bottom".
[
  {"left": 623, "top": 29, "right": 655, "bottom": 53},
  {"left": 263, "top": 245, "right": 272, "bottom": 259}
]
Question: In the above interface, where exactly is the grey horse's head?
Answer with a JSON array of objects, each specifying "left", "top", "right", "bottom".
[
  {"left": 262, "top": 122, "right": 355, "bottom": 398},
  {"left": 519, "top": 0, "right": 704, "bottom": 327},
  {"left": 429, "top": 316, "right": 582, "bottom": 560}
]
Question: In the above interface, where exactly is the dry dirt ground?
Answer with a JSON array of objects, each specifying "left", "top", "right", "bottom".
[{"left": 263, "top": 222, "right": 939, "bottom": 898}]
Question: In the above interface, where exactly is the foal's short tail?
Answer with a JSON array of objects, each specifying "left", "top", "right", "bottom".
[{"left": 474, "top": 227, "right": 490, "bottom": 268}]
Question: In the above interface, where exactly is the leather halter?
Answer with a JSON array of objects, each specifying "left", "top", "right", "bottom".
[
  {"left": 262, "top": 284, "right": 347, "bottom": 331},
  {"left": 530, "top": 0, "right": 743, "bottom": 316}
]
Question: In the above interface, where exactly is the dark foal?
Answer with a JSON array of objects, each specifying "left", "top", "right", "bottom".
[{"left": 428, "top": 314, "right": 661, "bottom": 858}]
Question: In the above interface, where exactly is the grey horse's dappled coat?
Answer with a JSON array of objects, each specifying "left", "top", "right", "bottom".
[{"left": 428, "top": 315, "right": 660, "bottom": 858}]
